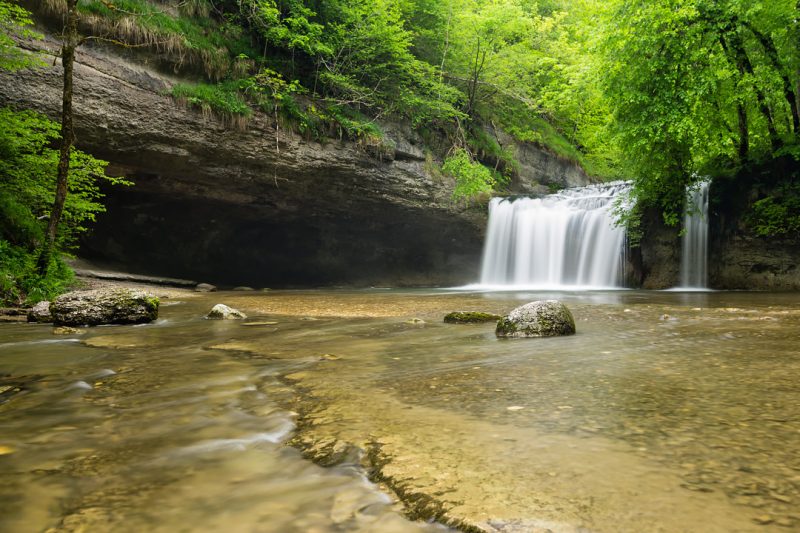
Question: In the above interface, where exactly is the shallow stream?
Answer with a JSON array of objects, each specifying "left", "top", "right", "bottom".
[{"left": 1, "top": 289, "right": 799, "bottom": 532}]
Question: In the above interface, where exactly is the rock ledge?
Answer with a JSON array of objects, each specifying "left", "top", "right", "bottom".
[{"left": 51, "top": 289, "right": 159, "bottom": 327}]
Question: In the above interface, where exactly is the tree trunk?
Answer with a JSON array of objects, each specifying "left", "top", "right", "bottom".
[
  {"left": 719, "top": 36, "right": 750, "bottom": 161},
  {"left": 725, "top": 31, "right": 781, "bottom": 152},
  {"left": 467, "top": 39, "right": 482, "bottom": 118},
  {"left": 736, "top": 103, "right": 749, "bottom": 160},
  {"left": 37, "top": 0, "right": 78, "bottom": 275},
  {"left": 744, "top": 21, "right": 800, "bottom": 134}
]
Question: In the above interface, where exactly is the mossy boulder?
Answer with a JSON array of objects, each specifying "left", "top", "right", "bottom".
[
  {"left": 496, "top": 300, "right": 576, "bottom": 338},
  {"left": 444, "top": 311, "right": 502, "bottom": 324},
  {"left": 51, "top": 289, "right": 159, "bottom": 327},
  {"left": 205, "top": 304, "right": 247, "bottom": 320}
]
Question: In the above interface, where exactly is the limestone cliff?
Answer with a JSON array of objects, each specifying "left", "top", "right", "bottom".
[
  {"left": 0, "top": 36, "right": 591, "bottom": 287},
  {"left": 635, "top": 182, "right": 800, "bottom": 290}
]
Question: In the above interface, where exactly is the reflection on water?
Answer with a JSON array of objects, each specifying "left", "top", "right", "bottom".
[{"left": 1, "top": 289, "right": 799, "bottom": 532}]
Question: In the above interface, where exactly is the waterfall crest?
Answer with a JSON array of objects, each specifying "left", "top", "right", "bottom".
[
  {"left": 679, "top": 181, "right": 710, "bottom": 289},
  {"left": 479, "top": 182, "right": 630, "bottom": 289}
]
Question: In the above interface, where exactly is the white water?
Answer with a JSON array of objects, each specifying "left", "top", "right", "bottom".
[
  {"left": 478, "top": 182, "right": 630, "bottom": 290},
  {"left": 679, "top": 181, "right": 710, "bottom": 289}
]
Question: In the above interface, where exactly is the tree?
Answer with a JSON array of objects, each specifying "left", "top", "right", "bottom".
[{"left": 38, "top": 0, "right": 79, "bottom": 274}]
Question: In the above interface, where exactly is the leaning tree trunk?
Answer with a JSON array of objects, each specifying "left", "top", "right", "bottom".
[
  {"left": 725, "top": 31, "right": 781, "bottom": 153},
  {"left": 38, "top": 0, "right": 78, "bottom": 275},
  {"left": 744, "top": 21, "right": 800, "bottom": 135}
]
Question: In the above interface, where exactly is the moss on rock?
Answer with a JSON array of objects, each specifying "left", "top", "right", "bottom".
[
  {"left": 51, "top": 289, "right": 159, "bottom": 327},
  {"left": 443, "top": 311, "right": 502, "bottom": 324},
  {"left": 495, "top": 300, "right": 575, "bottom": 338}
]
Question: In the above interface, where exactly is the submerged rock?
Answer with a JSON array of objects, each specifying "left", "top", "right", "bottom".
[
  {"left": 205, "top": 304, "right": 247, "bottom": 320},
  {"left": 53, "top": 326, "right": 83, "bottom": 335},
  {"left": 51, "top": 289, "right": 159, "bottom": 327},
  {"left": 27, "top": 301, "right": 53, "bottom": 323},
  {"left": 496, "top": 300, "right": 576, "bottom": 338},
  {"left": 444, "top": 311, "right": 502, "bottom": 324},
  {"left": 195, "top": 283, "right": 217, "bottom": 292}
]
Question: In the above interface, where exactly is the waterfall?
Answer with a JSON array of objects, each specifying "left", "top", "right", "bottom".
[
  {"left": 679, "top": 180, "right": 710, "bottom": 288},
  {"left": 479, "top": 182, "right": 630, "bottom": 289}
]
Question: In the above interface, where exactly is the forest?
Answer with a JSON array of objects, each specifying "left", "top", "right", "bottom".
[{"left": 1, "top": 0, "right": 799, "bottom": 303}]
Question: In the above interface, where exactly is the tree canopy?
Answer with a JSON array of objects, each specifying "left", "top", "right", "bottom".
[
  {"left": 108, "top": 0, "right": 796, "bottom": 212},
  {"left": 2, "top": 0, "right": 799, "bottom": 300}
]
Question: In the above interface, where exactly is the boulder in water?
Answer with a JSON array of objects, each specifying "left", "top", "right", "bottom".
[
  {"left": 205, "top": 304, "right": 247, "bottom": 320},
  {"left": 496, "top": 300, "right": 576, "bottom": 338},
  {"left": 27, "top": 301, "right": 53, "bottom": 323},
  {"left": 444, "top": 311, "right": 502, "bottom": 324},
  {"left": 51, "top": 289, "right": 159, "bottom": 327}
]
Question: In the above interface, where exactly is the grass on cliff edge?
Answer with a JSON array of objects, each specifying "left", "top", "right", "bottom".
[{"left": 39, "top": 0, "right": 258, "bottom": 80}]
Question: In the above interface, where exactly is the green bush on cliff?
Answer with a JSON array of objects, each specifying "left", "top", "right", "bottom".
[
  {"left": 443, "top": 148, "right": 503, "bottom": 204},
  {"left": 747, "top": 184, "right": 800, "bottom": 238},
  {"left": 172, "top": 81, "right": 252, "bottom": 125}
]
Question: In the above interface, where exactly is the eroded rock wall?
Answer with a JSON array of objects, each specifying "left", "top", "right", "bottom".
[
  {"left": 0, "top": 36, "right": 592, "bottom": 287},
  {"left": 637, "top": 182, "right": 800, "bottom": 290}
]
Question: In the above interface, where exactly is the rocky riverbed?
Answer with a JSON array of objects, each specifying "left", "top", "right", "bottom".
[{"left": 2, "top": 285, "right": 799, "bottom": 531}]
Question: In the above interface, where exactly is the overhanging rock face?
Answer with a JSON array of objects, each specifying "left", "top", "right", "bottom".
[
  {"left": 0, "top": 37, "right": 592, "bottom": 287},
  {"left": 0, "top": 40, "right": 485, "bottom": 286}
]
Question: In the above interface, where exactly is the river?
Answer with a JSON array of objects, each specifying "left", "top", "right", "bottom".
[{"left": 1, "top": 288, "right": 799, "bottom": 532}]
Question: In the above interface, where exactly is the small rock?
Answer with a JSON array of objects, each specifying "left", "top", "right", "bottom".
[
  {"left": 27, "top": 301, "right": 53, "bottom": 323},
  {"left": 205, "top": 304, "right": 247, "bottom": 320},
  {"left": 753, "top": 515, "right": 774, "bottom": 525},
  {"left": 53, "top": 326, "right": 84, "bottom": 335},
  {"left": 506, "top": 406, "right": 525, "bottom": 411},
  {"left": 320, "top": 353, "right": 341, "bottom": 361},
  {"left": 496, "top": 300, "right": 576, "bottom": 338},
  {"left": 404, "top": 318, "right": 425, "bottom": 325},
  {"left": 444, "top": 311, "right": 502, "bottom": 324},
  {"left": 195, "top": 283, "right": 217, "bottom": 292},
  {"left": 233, "top": 286, "right": 255, "bottom": 291}
]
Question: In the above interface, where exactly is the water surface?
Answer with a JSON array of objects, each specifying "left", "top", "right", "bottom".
[{"left": 1, "top": 289, "right": 798, "bottom": 532}]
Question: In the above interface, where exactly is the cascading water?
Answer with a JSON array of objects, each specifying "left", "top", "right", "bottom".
[
  {"left": 479, "top": 182, "right": 630, "bottom": 289},
  {"left": 679, "top": 180, "right": 710, "bottom": 289}
]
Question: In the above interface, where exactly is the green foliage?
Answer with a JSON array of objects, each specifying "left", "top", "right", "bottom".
[
  {"left": 442, "top": 148, "right": 499, "bottom": 202},
  {"left": 582, "top": 0, "right": 799, "bottom": 222},
  {"left": 0, "top": 108, "right": 129, "bottom": 305},
  {"left": 42, "top": 0, "right": 259, "bottom": 80},
  {"left": 467, "top": 127, "right": 519, "bottom": 180},
  {"left": 172, "top": 81, "right": 252, "bottom": 120},
  {"left": 26, "top": 0, "right": 800, "bottom": 228},
  {"left": 0, "top": 0, "right": 42, "bottom": 70},
  {"left": 0, "top": 240, "right": 74, "bottom": 305},
  {"left": 746, "top": 184, "right": 800, "bottom": 237}
]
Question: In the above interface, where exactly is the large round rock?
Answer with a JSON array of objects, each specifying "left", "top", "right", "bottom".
[
  {"left": 51, "top": 288, "right": 159, "bottom": 327},
  {"left": 495, "top": 300, "right": 576, "bottom": 338}
]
